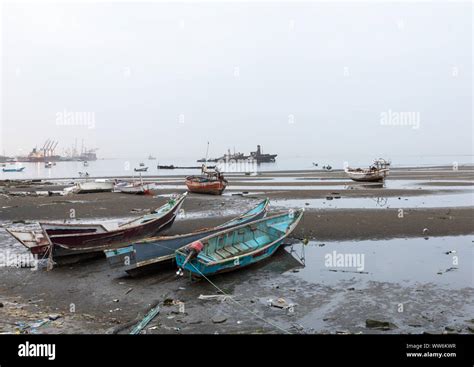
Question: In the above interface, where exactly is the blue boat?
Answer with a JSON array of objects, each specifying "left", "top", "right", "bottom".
[
  {"left": 105, "top": 198, "right": 269, "bottom": 276},
  {"left": 175, "top": 209, "right": 303, "bottom": 277},
  {"left": 2, "top": 166, "right": 25, "bottom": 172}
]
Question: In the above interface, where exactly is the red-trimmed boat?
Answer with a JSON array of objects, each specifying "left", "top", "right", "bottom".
[
  {"left": 6, "top": 192, "right": 187, "bottom": 260},
  {"left": 185, "top": 166, "right": 227, "bottom": 195}
]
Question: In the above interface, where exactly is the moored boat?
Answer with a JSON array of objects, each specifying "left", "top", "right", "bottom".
[
  {"left": 345, "top": 159, "right": 390, "bottom": 182},
  {"left": 75, "top": 180, "right": 114, "bottom": 193},
  {"left": 115, "top": 181, "right": 151, "bottom": 195},
  {"left": 105, "top": 198, "right": 270, "bottom": 275},
  {"left": 176, "top": 209, "right": 303, "bottom": 277},
  {"left": 6, "top": 193, "right": 187, "bottom": 260},
  {"left": 185, "top": 165, "right": 227, "bottom": 195}
]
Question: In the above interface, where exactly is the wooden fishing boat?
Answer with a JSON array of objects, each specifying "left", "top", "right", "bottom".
[
  {"left": 6, "top": 193, "right": 187, "bottom": 259},
  {"left": 345, "top": 159, "right": 390, "bottom": 182},
  {"left": 105, "top": 198, "right": 269, "bottom": 276},
  {"left": 185, "top": 166, "right": 227, "bottom": 195},
  {"left": 3, "top": 166, "right": 25, "bottom": 172},
  {"left": 75, "top": 180, "right": 114, "bottom": 193},
  {"left": 115, "top": 182, "right": 151, "bottom": 195},
  {"left": 175, "top": 209, "right": 303, "bottom": 277}
]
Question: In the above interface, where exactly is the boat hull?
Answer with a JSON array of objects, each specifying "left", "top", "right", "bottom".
[
  {"left": 76, "top": 181, "right": 114, "bottom": 193},
  {"left": 7, "top": 193, "right": 187, "bottom": 260},
  {"left": 105, "top": 199, "right": 269, "bottom": 275},
  {"left": 176, "top": 210, "right": 303, "bottom": 277},
  {"left": 185, "top": 177, "right": 227, "bottom": 195},
  {"left": 345, "top": 169, "right": 389, "bottom": 182}
]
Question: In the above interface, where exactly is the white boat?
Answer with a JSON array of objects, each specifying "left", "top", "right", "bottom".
[
  {"left": 345, "top": 159, "right": 390, "bottom": 182},
  {"left": 75, "top": 180, "right": 114, "bottom": 193},
  {"left": 45, "top": 162, "right": 53, "bottom": 168},
  {"left": 115, "top": 182, "right": 151, "bottom": 195}
]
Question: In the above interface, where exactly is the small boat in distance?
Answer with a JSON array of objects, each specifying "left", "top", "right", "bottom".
[
  {"left": 134, "top": 167, "right": 148, "bottom": 172},
  {"left": 176, "top": 209, "right": 304, "bottom": 277},
  {"left": 83, "top": 161, "right": 89, "bottom": 167},
  {"left": 185, "top": 165, "right": 227, "bottom": 195},
  {"left": 105, "top": 198, "right": 270, "bottom": 276},
  {"left": 345, "top": 159, "right": 390, "bottom": 182},
  {"left": 148, "top": 155, "right": 156, "bottom": 160},
  {"left": 45, "top": 162, "right": 53, "bottom": 168},
  {"left": 2, "top": 166, "right": 25, "bottom": 172}
]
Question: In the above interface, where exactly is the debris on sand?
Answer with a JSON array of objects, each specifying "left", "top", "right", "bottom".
[
  {"left": 268, "top": 298, "right": 295, "bottom": 311},
  {"left": 365, "top": 319, "right": 398, "bottom": 330},
  {"left": 211, "top": 314, "right": 227, "bottom": 324},
  {"left": 198, "top": 294, "right": 234, "bottom": 302}
]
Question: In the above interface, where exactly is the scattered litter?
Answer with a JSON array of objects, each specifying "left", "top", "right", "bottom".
[
  {"left": 328, "top": 269, "right": 369, "bottom": 274},
  {"left": 48, "top": 314, "right": 61, "bottom": 321},
  {"left": 211, "top": 314, "right": 227, "bottom": 324},
  {"left": 198, "top": 294, "right": 234, "bottom": 302},
  {"left": 365, "top": 319, "right": 398, "bottom": 330},
  {"left": 113, "top": 299, "right": 120, "bottom": 303},
  {"left": 130, "top": 305, "right": 160, "bottom": 335},
  {"left": 163, "top": 298, "right": 183, "bottom": 306},
  {"left": 125, "top": 288, "right": 133, "bottom": 295},
  {"left": 109, "top": 308, "right": 121, "bottom": 313},
  {"left": 268, "top": 298, "right": 295, "bottom": 310}
]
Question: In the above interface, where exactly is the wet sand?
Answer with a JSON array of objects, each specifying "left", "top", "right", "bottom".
[{"left": 0, "top": 166, "right": 473, "bottom": 334}]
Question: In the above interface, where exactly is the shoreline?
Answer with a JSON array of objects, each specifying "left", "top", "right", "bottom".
[{"left": 0, "top": 166, "right": 473, "bottom": 334}]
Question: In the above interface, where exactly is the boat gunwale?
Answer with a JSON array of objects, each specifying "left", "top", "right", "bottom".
[
  {"left": 113, "top": 198, "right": 270, "bottom": 270},
  {"left": 42, "top": 193, "right": 187, "bottom": 240},
  {"left": 176, "top": 209, "right": 303, "bottom": 268}
]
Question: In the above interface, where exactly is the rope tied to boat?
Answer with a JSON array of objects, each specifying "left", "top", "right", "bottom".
[{"left": 185, "top": 261, "right": 292, "bottom": 335}]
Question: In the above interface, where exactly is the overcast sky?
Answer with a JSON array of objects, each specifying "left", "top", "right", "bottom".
[{"left": 1, "top": 1, "right": 472, "bottom": 159}]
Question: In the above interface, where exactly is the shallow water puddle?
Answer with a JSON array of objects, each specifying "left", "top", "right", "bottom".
[
  {"left": 274, "top": 191, "right": 474, "bottom": 209},
  {"left": 285, "top": 236, "right": 473, "bottom": 289}
]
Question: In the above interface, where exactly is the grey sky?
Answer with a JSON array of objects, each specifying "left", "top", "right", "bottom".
[{"left": 1, "top": 1, "right": 472, "bottom": 159}]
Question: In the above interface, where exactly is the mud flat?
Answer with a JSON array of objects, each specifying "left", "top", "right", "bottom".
[{"left": 0, "top": 166, "right": 473, "bottom": 334}]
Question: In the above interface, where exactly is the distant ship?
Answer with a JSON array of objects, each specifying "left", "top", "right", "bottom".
[
  {"left": 249, "top": 145, "right": 277, "bottom": 163},
  {"left": 197, "top": 145, "right": 277, "bottom": 163}
]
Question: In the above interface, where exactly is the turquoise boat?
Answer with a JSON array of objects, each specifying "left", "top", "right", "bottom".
[
  {"left": 105, "top": 198, "right": 269, "bottom": 276},
  {"left": 3, "top": 166, "right": 25, "bottom": 172},
  {"left": 175, "top": 209, "right": 303, "bottom": 277}
]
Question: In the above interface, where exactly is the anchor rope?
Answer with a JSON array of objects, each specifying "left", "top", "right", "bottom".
[{"left": 186, "top": 261, "right": 292, "bottom": 335}]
